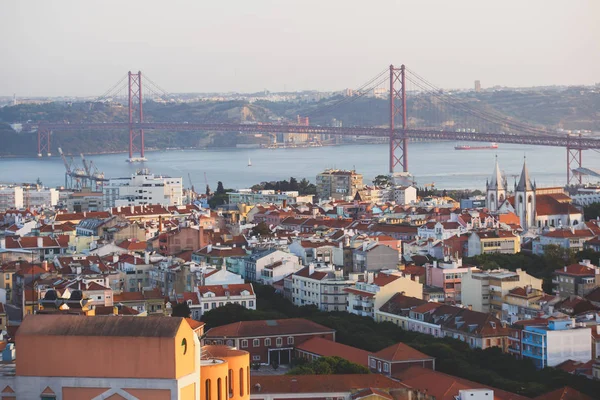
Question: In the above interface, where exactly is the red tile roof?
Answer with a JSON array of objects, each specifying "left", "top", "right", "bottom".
[
  {"left": 352, "top": 388, "right": 393, "bottom": 400},
  {"left": 373, "top": 273, "right": 400, "bottom": 287},
  {"left": 117, "top": 239, "right": 147, "bottom": 251},
  {"left": 555, "top": 264, "right": 597, "bottom": 277},
  {"left": 543, "top": 230, "right": 593, "bottom": 239},
  {"left": 296, "top": 337, "right": 370, "bottom": 367},
  {"left": 372, "top": 343, "right": 434, "bottom": 363},
  {"left": 344, "top": 288, "right": 375, "bottom": 298},
  {"left": 54, "top": 211, "right": 110, "bottom": 222},
  {"left": 250, "top": 374, "right": 408, "bottom": 395},
  {"left": 206, "top": 318, "right": 335, "bottom": 338},
  {"left": 198, "top": 283, "right": 254, "bottom": 298},
  {"left": 395, "top": 366, "right": 529, "bottom": 400},
  {"left": 534, "top": 387, "right": 594, "bottom": 400},
  {"left": 194, "top": 246, "right": 247, "bottom": 257},
  {"left": 5, "top": 235, "right": 69, "bottom": 249},
  {"left": 294, "top": 267, "right": 328, "bottom": 280}
]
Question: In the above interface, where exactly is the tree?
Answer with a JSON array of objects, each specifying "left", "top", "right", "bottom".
[
  {"left": 373, "top": 174, "right": 392, "bottom": 187},
  {"left": 287, "top": 356, "right": 368, "bottom": 375},
  {"left": 171, "top": 302, "right": 191, "bottom": 318},
  {"left": 584, "top": 202, "right": 600, "bottom": 220},
  {"left": 250, "top": 222, "right": 272, "bottom": 237},
  {"left": 216, "top": 181, "right": 225, "bottom": 195},
  {"left": 289, "top": 177, "right": 299, "bottom": 192},
  {"left": 205, "top": 184, "right": 211, "bottom": 196}
]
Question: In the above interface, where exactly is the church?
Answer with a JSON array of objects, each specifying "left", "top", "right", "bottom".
[{"left": 486, "top": 158, "right": 583, "bottom": 232}]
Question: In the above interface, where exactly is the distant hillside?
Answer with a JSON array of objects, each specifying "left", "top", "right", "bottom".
[{"left": 0, "top": 88, "right": 598, "bottom": 156}]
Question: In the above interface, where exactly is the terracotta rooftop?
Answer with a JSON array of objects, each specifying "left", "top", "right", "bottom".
[
  {"left": 296, "top": 337, "right": 370, "bottom": 367},
  {"left": 198, "top": 283, "right": 254, "bottom": 298},
  {"left": 533, "top": 386, "right": 594, "bottom": 400},
  {"left": 555, "top": 264, "right": 597, "bottom": 276},
  {"left": 395, "top": 366, "right": 529, "bottom": 400},
  {"left": 372, "top": 343, "right": 434, "bottom": 363},
  {"left": 5, "top": 235, "right": 69, "bottom": 249},
  {"left": 17, "top": 314, "right": 184, "bottom": 337},
  {"left": 117, "top": 239, "right": 147, "bottom": 251},
  {"left": 543, "top": 229, "right": 593, "bottom": 239},
  {"left": 250, "top": 374, "right": 408, "bottom": 395},
  {"left": 206, "top": 318, "right": 335, "bottom": 338},
  {"left": 352, "top": 388, "right": 393, "bottom": 400},
  {"left": 294, "top": 267, "right": 329, "bottom": 280},
  {"left": 378, "top": 294, "right": 428, "bottom": 316}
]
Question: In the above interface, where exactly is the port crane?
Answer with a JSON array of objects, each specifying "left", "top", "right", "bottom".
[{"left": 57, "top": 148, "right": 108, "bottom": 190}]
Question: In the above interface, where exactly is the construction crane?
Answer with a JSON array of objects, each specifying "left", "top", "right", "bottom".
[{"left": 81, "top": 154, "right": 92, "bottom": 188}]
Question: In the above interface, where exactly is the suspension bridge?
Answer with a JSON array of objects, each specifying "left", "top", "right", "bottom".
[{"left": 23, "top": 65, "right": 598, "bottom": 185}]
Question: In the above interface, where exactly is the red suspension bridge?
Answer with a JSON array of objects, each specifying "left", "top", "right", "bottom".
[{"left": 26, "top": 65, "right": 598, "bottom": 185}]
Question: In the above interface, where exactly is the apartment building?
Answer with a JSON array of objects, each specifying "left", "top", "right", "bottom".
[
  {"left": 228, "top": 189, "right": 313, "bottom": 206},
  {"left": 521, "top": 318, "right": 591, "bottom": 369},
  {"left": 533, "top": 228, "right": 594, "bottom": 255},
  {"left": 467, "top": 230, "right": 520, "bottom": 256},
  {"left": 461, "top": 268, "right": 543, "bottom": 316},
  {"left": 244, "top": 249, "right": 300, "bottom": 283},
  {"left": 291, "top": 264, "right": 355, "bottom": 312},
  {"left": 103, "top": 169, "right": 183, "bottom": 208},
  {"left": 553, "top": 260, "right": 600, "bottom": 298},
  {"left": 501, "top": 286, "right": 558, "bottom": 324},
  {"left": 352, "top": 242, "right": 399, "bottom": 272},
  {"left": 424, "top": 259, "right": 476, "bottom": 303},
  {"left": 191, "top": 283, "right": 256, "bottom": 320},
  {"left": 345, "top": 271, "right": 422, "bottom": 318},
  {"left": 316, "top": 169, "right": 363, "bottom": 200},
  {"left": 0, "top": 186, "right": 23, "bottom": 211}
]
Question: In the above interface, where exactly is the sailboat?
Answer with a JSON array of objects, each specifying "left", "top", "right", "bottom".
[{"left": 247, "top": 157, "right": 252, "bottom": 167}]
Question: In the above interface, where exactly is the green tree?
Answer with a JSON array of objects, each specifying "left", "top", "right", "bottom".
[
  {"left": 373, "top": 174, "right": 392, "bottom": 187},
  {"left": 289, "top": 177, "right": 299, "bottom": 192},
  {"left": 584, "top": 202, "right": 600, "bottom": 220},
  {"left": 216, "top": 181, "right": 225, "bottom": 195},
  {"left": 250, "top": 222, "right": 272, "bottom": 237},
  {"left": 171, "top": 302, "right": 191, "bottom": 318}
]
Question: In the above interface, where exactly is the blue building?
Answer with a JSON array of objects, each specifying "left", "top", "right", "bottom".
[{"left": 521, "top": 318, "right": 591, "bottom": 369}]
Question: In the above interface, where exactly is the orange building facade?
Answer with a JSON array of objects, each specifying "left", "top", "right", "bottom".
[{"left": 0, "top": 315, "right": 250, "bottom": 400}]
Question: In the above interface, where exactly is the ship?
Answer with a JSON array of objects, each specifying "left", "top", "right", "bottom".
[{"left": 455, "top": 143, "right": 498, "bottom": 150}]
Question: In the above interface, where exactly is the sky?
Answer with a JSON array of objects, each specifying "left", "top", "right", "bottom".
[{"left": 1, "top": 0, "right": 599, "bottom": 97}]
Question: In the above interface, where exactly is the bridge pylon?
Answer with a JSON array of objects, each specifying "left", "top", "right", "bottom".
[
  {"left": 567, "top": 134, "right": 583, "bottom": 186},
  {"left": 389, "top": 64, "right": 407, "bottom": 173},
  {"left": 128, "top": 71, "right": 145, "bottom": 162}
]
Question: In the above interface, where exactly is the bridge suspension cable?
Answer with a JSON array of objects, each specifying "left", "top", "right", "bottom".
[{"left": 94, "top": 73, "right": 129, "bottom": 102}]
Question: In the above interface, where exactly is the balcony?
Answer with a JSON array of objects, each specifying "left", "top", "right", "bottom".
[
  {"left": 551, "top": 278, "right": 560, "bottom": 284},
  {"left": 521, "top": 336, "right": 543, "bottom": 346},
  {"left": 522, "top": 349, "right": 544, "bottom": 360}
]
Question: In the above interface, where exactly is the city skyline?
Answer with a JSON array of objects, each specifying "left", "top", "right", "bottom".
[{"left": 1, "top": 1, "right": 599, "bottom": 97}]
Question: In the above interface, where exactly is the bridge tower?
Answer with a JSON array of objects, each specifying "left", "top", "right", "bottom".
[
  {"left": 37, "top": 126, "right": 51, "bottom": 157},
  {"left": 389, "top": 64, "right": 407, "bottom": 173},
  {"left": 128, "top": 71, "right": 145, "bottom": 161},
  {"left": 566, "top": 134, "right": 583, "bottom": 186}
]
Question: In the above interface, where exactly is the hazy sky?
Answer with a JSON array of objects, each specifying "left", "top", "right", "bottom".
[{"left": 2, "top": 1, "right": 599, "bottom": 97}]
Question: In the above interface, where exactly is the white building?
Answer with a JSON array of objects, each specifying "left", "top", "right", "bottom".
[
  {"left": 345, "top": 271, "right": 422, "bottom": 318},
  {"left": 291, "top": 264, "right": 356, "bottom": 312},
  {"left": 27, "top": 187, "right": 59, "bottom": 208},
  {"left": 227, "top": 189, "right": 313, "bottom": 206},
  {"left": 190, "top": 283, "right": 256, "bottom": 320},
  {"left": 244, "top": 249, "right": 301, "bottom": 283},
  {"left": 0, "top": 186, "right": 23, "bottom": 211},
  {"left": 393, "top": 186, "right": 417, "bottom": 205},
  {"left": 103, "top": 169, "right": 183, "bottom": 208}
]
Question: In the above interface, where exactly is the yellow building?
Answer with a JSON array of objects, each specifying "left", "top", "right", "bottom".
[
  {"left": 1, "top": 315, "right": 201, "bottom": 399},
  {"left": 0, "top": 315, "right": 250, "bottom": 400}
]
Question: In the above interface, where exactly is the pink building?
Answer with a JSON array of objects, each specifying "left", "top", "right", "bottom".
[{"left": 425, "top": 259, "right": 479, "bottom": 303}]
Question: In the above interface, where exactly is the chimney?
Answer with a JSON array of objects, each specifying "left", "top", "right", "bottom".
[
  {"left": 207, "top": 244, "right": 212, "bottom": 253},
  {"left": 130, "top": 205, "right": 134, "bottom": 214},
  {"left": 159, "top": 215, "right": 163, "bottom": 232},
  {"left": 199, "top": 226, "right": 205, "bottom": 249},
  {"left": 37, "top": 237, "right": 43, "bottom": 248},
  {"left": 564, "top": 266, "right": 567, "bottom": 272},
  {"left": 83, "top": 211, "right": 87, "bottom": 217},
  {"left": 42, "top": 260, "right": 48, "bottom": 272},
  {"left": 145, "top": 251, "right": 150, "bottom": 264},
  {"left": 282, "top": 199, "right": 287, "bottom": 208},
  {"left": 113, "top": 254, "right": 119, "bottom": 263},
  {"left": 308, "top": 263, "right": 314, "bottom": 276}
]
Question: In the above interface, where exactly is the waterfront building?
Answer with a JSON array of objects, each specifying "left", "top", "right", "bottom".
[
  {"left": 0, "top": 186, "right": 23, "bottom": 211},
  {"left": 103, "top": 169, "right": 183, "bottom": 208},
  {"left": 316, "top": 169, "right": 363, "bottom": 200},
  {"left": 227, "top": 189, "right": 313, "bottom": 206}
]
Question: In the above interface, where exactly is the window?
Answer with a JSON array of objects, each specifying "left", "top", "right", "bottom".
[
  {"left": 239, "top": 367, "right": 244, "bottom": 397},
  {"left": 252, "top": 355, "right": 261, "bottom": 361},
  {"left": 211, "top": 302, "right": 217, "bottom": 309},
  {"left": 383, "top": 363, "right": 389, "bottom": 372},
  {"left": 206, "top": 379, "right": 212, "bottom": 400},
  {"left": 287, "top": 337, "right": 294, "bottom": 345},
  {"left": 378, "top": 361, "right": 382, "bottom": 372},
  {"left": 204, "top": 303, "right": 209, "bottom": 310},
  {"left": 253, "top": 339, "right": 260, "bottom": 347},
  {"left": 264, "top": 338, "right": 271, "bottom": 346},
  {"left": 276, "top": 337, "right": 282, "bottom": 346},
  {"left": 249, "top": 300, "right": 254, "bottom": 307},
  {"left": 241, "top": 340, "right": 248, "bottom": 348}
]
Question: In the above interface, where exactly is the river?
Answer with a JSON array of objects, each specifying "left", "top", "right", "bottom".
[{"left": 0, "top": 142, "right": 597, "bottom": 190}]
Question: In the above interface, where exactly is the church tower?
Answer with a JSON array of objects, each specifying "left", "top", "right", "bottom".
[
  {"left": 486, "top": 157, "right": 506, "bottom": 212},
  {"left": 514, "top": 158, "right": 536, "bottom": 231}
]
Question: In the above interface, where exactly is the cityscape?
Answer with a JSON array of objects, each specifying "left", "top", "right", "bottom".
[{"left": 1, "top": 1, "right": 600, "bottom": 400}]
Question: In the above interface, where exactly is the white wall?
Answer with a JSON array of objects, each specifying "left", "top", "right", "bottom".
[{"left": 546, "top": 327, "right": 591, "bottom": 367}]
